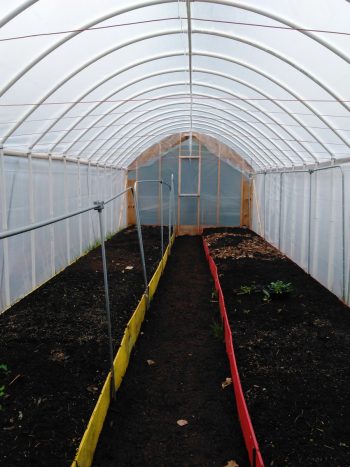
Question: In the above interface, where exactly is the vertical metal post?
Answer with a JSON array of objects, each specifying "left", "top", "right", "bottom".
[
  {"left": 160, "top": 181, "right": 164, "bottom": 264},
  {"left": 171, "top": 173, "right": 176, "bottom": 235},
  {"left": 48, "top": 154, "right": 55, "bottom": 276},
  {"left": 216, "top": 151, "right": 221, "bottom": 226},
  {"left": 168, "top": 182, "right": 171, "bottom": 248},
  {"left": 263, "top": 172, "right": 266, "bottom": 238},
  {"left": 340, "top": 168, "right": 345, "bottom": 302},
  {"left": 278, "top": 172, "right": 283, "bottom": 250},
  {"left": 95, "top": 201, "right": 115, "bottom": 399},
  {"left": 307, "top": 170, "right": 313, "bottom": 274},
  {"left": 28, "top": 151, "right": 36, "bottom": 289},
  {"left": 110, "top": 167, "right": 114, "bottom": 234},
  {"left": 0, "top": 145, "right": 10, "bottom": 308},
  {"left": 88, "top": 161, "right": 93, "bottom": 245},
  {"left": 132, "top": 184, "right": 149, "bottom": 297},
  {"left": 77, "top": 157, "right": 83, "bottom": 256},
  {"left": 103, "top": 164, "right": 108, "bottom": 235},
  {"left": 63, "top": 155, "right": 70, "bottom": 264}
]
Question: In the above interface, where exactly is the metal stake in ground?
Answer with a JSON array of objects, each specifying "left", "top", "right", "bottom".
[
  {"left": 168, "top": 178, "right": 172, "bottom": 248},
  {"left": 94, "top": 201, "right": 116, "bottom": 399},
  {"left": 171, "top": 174, "right": 176, "bottom": 235}
]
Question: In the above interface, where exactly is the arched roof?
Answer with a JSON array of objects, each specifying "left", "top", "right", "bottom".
[{"left": 0, "top": 0, "right": 349, "bottom": 171}]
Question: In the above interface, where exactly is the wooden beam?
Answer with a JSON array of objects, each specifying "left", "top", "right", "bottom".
[
  {"left": 240, "top": 175, "right": 251, "bottom": 227},
  {"left": 127, "top": 179, "right": 136, "bottom": 226}
]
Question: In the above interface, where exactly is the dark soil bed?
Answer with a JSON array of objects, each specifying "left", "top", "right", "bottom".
[
  {"left": 93, "top": 236, "right": 248, "bottom": 467},
  {"left": 203, "top": 227, "right": 350, "bottom": 466},
  {"left": 0, "top": 226, "right": 165, "bottom": 467}
]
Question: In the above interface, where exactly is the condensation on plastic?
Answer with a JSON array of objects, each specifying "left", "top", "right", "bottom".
[
  {"left": 252, "top": 164, "right": 350, "bottom": 305},
  {"left": 0, "top": 155, "right": 127, "bottom": 312},
  {"left": 129, "top": 138, "right": 242, "bottom": 227}
]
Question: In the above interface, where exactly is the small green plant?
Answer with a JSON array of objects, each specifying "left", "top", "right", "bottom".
[
  {"left": 262, "top": 289, "right": 271, "bottom": 303},
  {"left": 211, "top": 320, "right": 224, "bottom": 342},
  {"left": 268, "top": 281, "right": 293, "bottom": 295},
  {"left": 237, "top": 284, "right": 256, "bottom": 295},
  {"left": 262, "top": 281, "right": 293, "bottom": 303}
]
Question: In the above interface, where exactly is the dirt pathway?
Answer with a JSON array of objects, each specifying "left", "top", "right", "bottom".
[{"left": 93, "top": 236, "right": 248, "bottom": 467}]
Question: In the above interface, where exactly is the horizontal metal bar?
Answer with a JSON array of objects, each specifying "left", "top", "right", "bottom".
[
  {"left": 179, "top": 193, "right": 200, "bottom": 197},
  {"left": 0, "top": 184, "right": 135, "bottom": 240},
  {"left": 179, "top": 156, "right": 200, "bottom": 159},
  {"left": 0, "top": 204, "right": 97, "bottom": 240},
  {"left": 136, "top": 179, "right": 171, "bottom": 190},
  {"left": 104, "top": 186, "right": 132, "bottom": 206}
]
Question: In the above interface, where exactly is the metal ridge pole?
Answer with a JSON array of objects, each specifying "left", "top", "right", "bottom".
[{"left": 186, "top": 0, "right": 193, "bottom": 156}]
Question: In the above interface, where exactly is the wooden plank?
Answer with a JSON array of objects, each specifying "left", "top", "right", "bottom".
[
  {"left": 126, "top": 179, "right": 136, "bottom": 225},
  {"left": 240, "top": 175, "right": 251, "bottom": 227}
]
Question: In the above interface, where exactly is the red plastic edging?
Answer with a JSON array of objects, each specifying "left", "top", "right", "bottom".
[{"left": 203, "top": 238, "right": 264, "bottom": 467}]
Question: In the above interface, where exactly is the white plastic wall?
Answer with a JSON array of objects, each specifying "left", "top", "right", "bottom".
[
  {"left": 252, "top": 164, "right": 350, "bottom": 305},
  {"left": 0, "top": 155, "right": 127, "bottom": 313}
]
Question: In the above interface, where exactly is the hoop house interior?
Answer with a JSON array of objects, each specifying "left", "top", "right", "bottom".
[
  {"left": 0, "top": 0, "right": 350, "bottom": 308},
  {"left": 0, "top": 2, "right": 350, "bottom": 464}
]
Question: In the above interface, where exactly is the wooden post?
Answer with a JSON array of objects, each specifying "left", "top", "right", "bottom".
[
  {"left": 240, "top": 175, "right": 251, "bottom": 227},
  {"left": 127, "top": 179, "right": 136, "bottom": 225}
]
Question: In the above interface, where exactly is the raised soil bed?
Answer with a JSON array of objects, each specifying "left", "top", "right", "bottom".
[
  {"left": 203, "top": 227, "right": 350, "bottom": 466},
  {"left": 93, "top": 236, "right": 248, "bottom": 467},
  {"left": 0, "top": 226, "right": 165, "bottom": 467}
]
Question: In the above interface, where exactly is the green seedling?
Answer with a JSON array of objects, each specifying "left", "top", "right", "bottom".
[
  {"left": 262, "top": 289, "right": 271, "bottom": 303},
  {"left": 268, "top": 280, "right": 293, "bottom": 295},
  {"left": 211, "top": 320, "right": 224, "bottom": 342},
  {"left": 237, "top": 284, "right": 256, "bottom": 295},
  {"left": 262, "top": 281, "right": 293, "bottom": 303}
]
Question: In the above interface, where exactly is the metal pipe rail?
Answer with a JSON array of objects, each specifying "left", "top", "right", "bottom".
[
  {"left": 0, "top": 177, "right": 175, "bottom": 397},
  {"left": 0, "top": 180, "right": 174, "bottom": 398}
]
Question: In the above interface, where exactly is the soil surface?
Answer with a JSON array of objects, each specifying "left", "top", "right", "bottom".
[
  {"left": 204, "top": 228, "right": 350, "bottom": 466},
  {"left": 93, "top": 236, "right": 248, "bottom": 467},
  {"left": 0, "top": 226, "right": 165, "bottom": 467}
]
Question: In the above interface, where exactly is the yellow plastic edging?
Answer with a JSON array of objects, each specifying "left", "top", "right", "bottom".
[{"left": 71, "top": 233, "right": 175, "bottom": 467}]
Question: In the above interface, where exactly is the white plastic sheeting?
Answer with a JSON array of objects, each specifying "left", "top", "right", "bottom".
[
  {"left": 252, "top": 164, "right": 350, "bottom": 305},
  {"left": 0, "top": 1, "right": 350, "bottom": 309},
  {"left": 0, "top": 155, "right": 126, "bottom": 312},
  {"left": 0, "top": 1, "right": 348, "bottom": 170}
]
